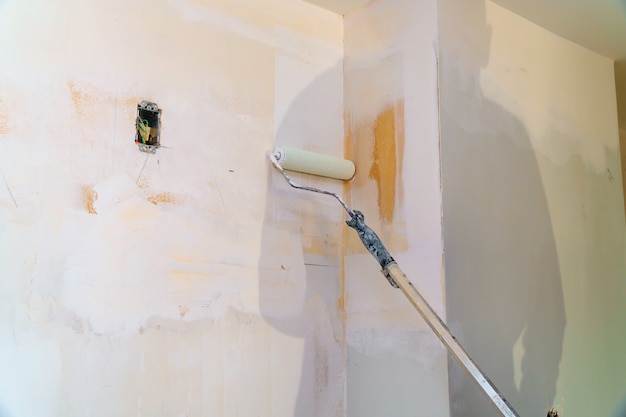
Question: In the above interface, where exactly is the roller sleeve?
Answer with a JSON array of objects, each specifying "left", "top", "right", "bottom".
[{"left": 272, "top": 147, "right": 355, "bottom": 180}]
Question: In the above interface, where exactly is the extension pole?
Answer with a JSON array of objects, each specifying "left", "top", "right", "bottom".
[
  {"left": 384, "top": 263, "right": 520, "bottom": 417},
  {"left": 346, "top": 210, "right": 521, "bottom": 417}
]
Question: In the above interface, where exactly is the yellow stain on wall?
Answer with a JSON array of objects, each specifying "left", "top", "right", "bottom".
[
  {"left": 68, "top": 82, "right": 89, "bottom": 116},
  {"left": 395, "top": 100, "right": 405, "bottom": 219},
  {"left": 369, "top": 102, "right": 404, "bottom": 223},
  {"left": 137, "top": 177, "right": 150, "bottom": 189},
  {"left": 343, "top": 102, "right": 407, "bottom": 254},
  {"left": 81, "top": 184, "right": 98, "bottom": 214}
]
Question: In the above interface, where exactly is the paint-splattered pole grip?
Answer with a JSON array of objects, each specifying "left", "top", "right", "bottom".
[{"left": 345, "top": 210, "right": 399, "bottom": 288}]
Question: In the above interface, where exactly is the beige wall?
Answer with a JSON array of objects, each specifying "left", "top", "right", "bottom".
[
  {"left": 3, "top": 0, "right": 625, "bottom": 416},
  {"left": 343, "top": 1, "right": 449, "bottom": 416},
  {"left": 0, "top": 0, "right": 346, "bottom": 416},
  {"left": 438, "top": 1, "right": 626, "bottom": 417}
]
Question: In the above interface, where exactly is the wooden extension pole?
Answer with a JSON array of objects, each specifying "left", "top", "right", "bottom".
[{"left": 383, "top": 262, "right": 521, "bottom": 417}]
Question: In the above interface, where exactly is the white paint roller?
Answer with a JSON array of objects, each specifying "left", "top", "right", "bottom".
[{"left": 272, "top": 147, "right": 355, "bottom": 180}]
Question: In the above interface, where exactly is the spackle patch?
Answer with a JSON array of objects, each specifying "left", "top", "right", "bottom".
[
  {"left": 68, "top": 82, "right": 89, "bottom": 115},
  {"left": 178, "top": 305, "right": 190, "bottom": 318},
  {"left": 0, "top": 101, "right": 8, "bottom": 135},
  {"left": 347, "top": 326, "right": 442, "bottom": 367},
  {"left": 137, "top": 177, "right": 150, "bottom": 189},
  {"left": 81, "top": 184, "right": 98, "bottom": 214},
  {"left": 68, "top": 81, "right": 143, "bottom": 130},
  {"left": 300, "top": 222, "right": 341, "bottom": 261},
  {"left": 148, "top": 192, "right": 179, "bottom": 206}
]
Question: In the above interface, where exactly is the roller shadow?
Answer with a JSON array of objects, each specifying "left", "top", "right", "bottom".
[{"left": 438, "top": 1, "right": 565, "bottom": 416}]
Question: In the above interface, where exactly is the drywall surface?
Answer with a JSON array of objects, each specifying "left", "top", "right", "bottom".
[
  {"left": 344, "top": 1, "right": 449, "bottom": 416},
  {"left": 438, "top": 1, "right": 626, "bottom": 417},
  {"left": 0, "top": 0, "right": 346, "bottom": 416}
]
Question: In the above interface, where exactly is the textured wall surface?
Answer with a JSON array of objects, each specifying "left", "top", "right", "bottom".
[
  {"left": 438, "top": 1, "right": 626, "bottom": 417},
  {"left": 343, "top": 1, "right": 449, "bottom": 416},
  {"left": 0, "top": 0, "right": 346, "bottom": 416}
]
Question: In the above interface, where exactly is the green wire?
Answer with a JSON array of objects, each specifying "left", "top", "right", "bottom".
[{"left": 136, "top": 118, "right": 150, "bottom": 144}]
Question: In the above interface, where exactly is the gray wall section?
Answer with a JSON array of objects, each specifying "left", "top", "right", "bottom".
[
  {"left": 439, "top": 2, "right": 626, "bottom": 417},
  {"left": 438, "top": 1, "right": 565, "bottom": 416},
  {"left": 346, "top": 335, "right": 449, "bottom": 417},
  {"left": 440, "top": 103, "right": 565, "bottom": 416}
]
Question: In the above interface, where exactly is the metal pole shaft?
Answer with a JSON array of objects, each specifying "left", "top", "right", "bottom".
[{"left": 384, "top": 263, "right": 521, "bottom": 417}]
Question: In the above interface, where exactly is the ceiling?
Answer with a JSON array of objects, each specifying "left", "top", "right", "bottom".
[
  {"left": 301, "top": 0, "right": 373, "bottom": 15},
  {"left": 302, "top": 0, "right": 626, "bottom": 127}
]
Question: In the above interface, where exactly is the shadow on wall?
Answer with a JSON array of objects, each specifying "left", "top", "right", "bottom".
[
  {"left": 612, "top": 393, "right": 626, "bottom": 417},
  {"left": 258, "top": 63, "right": 345, "bottom": 417},
  {"left": 438, "top": 1, "right": 565, "bottom": 417}
]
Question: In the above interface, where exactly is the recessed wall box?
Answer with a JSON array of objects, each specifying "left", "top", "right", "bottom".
[{"left": 135, "top": 101, "right": 160, "bottom": 154}]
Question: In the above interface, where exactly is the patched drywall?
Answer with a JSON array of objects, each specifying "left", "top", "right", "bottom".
[
  {"left": 344, "top": 1, "right": 449, "bottom": 416},
  {"left": 0, "top": 0, "right": 346, "bottom": 416},
  {"left": 439, "top": 1, "right": 626, "bottom": 417}
]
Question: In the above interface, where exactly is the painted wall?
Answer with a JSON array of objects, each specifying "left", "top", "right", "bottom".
[
  {"left": 0, "top": 0, "right": 347, "bottom": 416},
  {"left": 438, "top": 1, "right": 626, "bottom": 417},
  {"left": 343, "top": 1, "right": 449, "bottom": 416}
]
